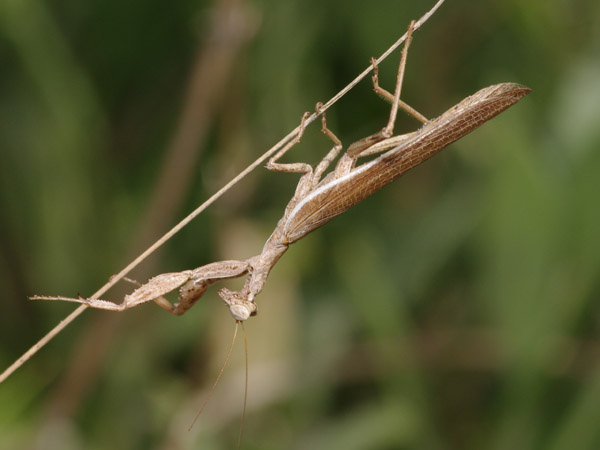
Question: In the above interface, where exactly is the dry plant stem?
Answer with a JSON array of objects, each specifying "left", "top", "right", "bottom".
[
  {"left": 0, "top": 0, "right": 448, "bottom": 385},
  {"left": 26, "top": 17, "right": 440, "bottom": 315}
]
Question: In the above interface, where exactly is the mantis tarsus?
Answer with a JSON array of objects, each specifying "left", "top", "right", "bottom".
[{"left": 31, "top": 21, "right": 530, "bottom": 323}]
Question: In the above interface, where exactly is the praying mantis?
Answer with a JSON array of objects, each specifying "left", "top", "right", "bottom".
[{"left": 30, "top": 20, "right": 530, "bottom": 324}]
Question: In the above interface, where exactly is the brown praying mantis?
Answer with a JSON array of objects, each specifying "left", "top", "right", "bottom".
[{"left": 30, "top": 21, "right": 530, "bottom": 324}]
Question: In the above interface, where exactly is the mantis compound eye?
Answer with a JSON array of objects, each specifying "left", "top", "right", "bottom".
[
  {"left": 229, "top": 304, "right": 254, "bottom": 321},
  {"left": 219, "top": 288, "right": 258, "bottom": 321}
]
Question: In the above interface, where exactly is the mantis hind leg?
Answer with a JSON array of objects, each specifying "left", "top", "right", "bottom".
[
  {"left": 371, "top": 20, "right": 428, "bottom": 128},
  {"left": 30, "top": 260, "right": 254, "bottom": 316},
  {"left": 345, "top": 21, "right": 427, "bottom": 161}
]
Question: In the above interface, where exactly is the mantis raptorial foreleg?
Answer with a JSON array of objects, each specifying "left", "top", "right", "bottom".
[
  {"left": 31, "top": 259, "right": 254, "bottom": 316},
  {"left": 370, "top": 22, "right": 428, "bottom": 127},
  {"left": 371, "top": 56, "right": 428, "bottom": 126}
]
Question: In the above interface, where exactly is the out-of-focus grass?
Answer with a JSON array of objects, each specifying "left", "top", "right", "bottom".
[{"left": 1, "top": 0, "right": 599, "bottom": 449}]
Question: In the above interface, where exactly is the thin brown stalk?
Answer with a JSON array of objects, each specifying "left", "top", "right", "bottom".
[{"left": 0, "top": 0, "right": 446, "bottom": 384}]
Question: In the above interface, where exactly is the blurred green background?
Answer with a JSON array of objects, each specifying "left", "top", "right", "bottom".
[{"left": 1, "top": 0, "right": 599, "bottom": 448}]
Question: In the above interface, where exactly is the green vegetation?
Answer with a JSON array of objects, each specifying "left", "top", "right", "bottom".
[{"left": 1, "top": 0, "right": 599, "bottom": 448}]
